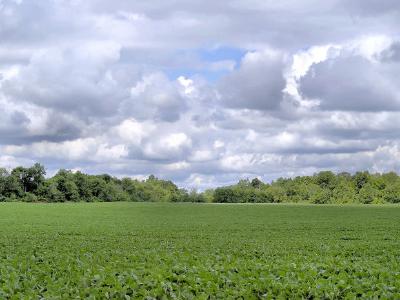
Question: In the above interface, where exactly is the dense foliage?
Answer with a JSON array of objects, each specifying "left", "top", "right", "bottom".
[
  {"left": 0, "top": 203, "right": 399, "bottom": 298},
  {"left": 1, "top": 164, "right": 400, "bottom": 203},
  {"left": 0, "top": 164, "right": 200, "bottom": 203},
  {"left": 213, "top": 171, "right": 400, "bottom": 204}
]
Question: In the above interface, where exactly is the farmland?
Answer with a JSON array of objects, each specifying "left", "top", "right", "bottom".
[{"left": 0, "top": 203, "right": 399, "bottom": 298}]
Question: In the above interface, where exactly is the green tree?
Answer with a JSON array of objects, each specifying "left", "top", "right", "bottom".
[
  {"left": 214, "top": 187, "right": 240, "bottom": 203},
  {"left": 310, "top": 187, "right": 332, "bottom": 204},
  {"left": 10, "top": 163, "right": 45, "bottom": 194},
  {"left": 331, "top": 180, "right": 357, "bottom": 204},
  {"left": 267, "top": 185, "right": 287, "bottom": 203},
  {"left": 358, "top": 183, "right": 378, "bottom": 204},
  {"left": 73, "top": 171, "right": 93, "bottom": 200},
  {"left": 251, "top": 178, "right": 263, "bottom": 189},
  {"left": 46, "top": 183, "right": 66, "bottom": 202},
  {"left": 383, "top": 182, "right": 400, "bottom": 203},
  {"left": 315, "top": 171, "right": 336, "bottom": 190},
  {"left": 353, "top": 171, "right": 370, "bottom": 190}
]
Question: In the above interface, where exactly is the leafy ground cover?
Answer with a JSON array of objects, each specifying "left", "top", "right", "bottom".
[{"left": 0, "top": 203, "right": 399, "bottom": 298}]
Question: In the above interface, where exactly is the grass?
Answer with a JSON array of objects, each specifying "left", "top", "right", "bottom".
[{"left": 0, "top": 202, "right": 399, "bottom": 299}]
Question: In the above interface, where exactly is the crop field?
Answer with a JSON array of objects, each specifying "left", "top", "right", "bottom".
[{"left": 0, "top": 203, "right": 399, "bottom": 299}]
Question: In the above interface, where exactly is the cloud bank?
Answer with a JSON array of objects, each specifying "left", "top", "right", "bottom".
[{"left": 0, "top": 0, "right": 400, "bottom": 188}]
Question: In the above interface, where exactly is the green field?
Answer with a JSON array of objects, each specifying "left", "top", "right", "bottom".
[{"left": 0, "top": 203, "right": 399, "bottom": 299}]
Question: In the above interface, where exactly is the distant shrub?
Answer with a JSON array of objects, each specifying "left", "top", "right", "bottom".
[
  {"left": 23, "top": 192, "right": 38, "bottom": 203},
  {"left": 358, "top": 183, "right": 377, "bottom": 204},
  {"left": 383, "top": 183, "right": 400, "bottom": 203}
]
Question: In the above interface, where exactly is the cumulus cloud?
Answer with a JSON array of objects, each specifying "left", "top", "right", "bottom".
[
  {"left": 123, "top": 72, "right": 187, "bottom": 122},
  {"left": 2, "top": 44, "right": 126, "bottom": 116},
  {"left": 142, "top": 132, "right": 192, "bottom": 161},
  {"left": 1, "top": 0, "right": 400, "bottom": 188},
  {"left": 299, "top": 48, "right": 400, "bottom": 111},
  {"left": 217, "top": 50, "right": 287, "bottom": 110}
]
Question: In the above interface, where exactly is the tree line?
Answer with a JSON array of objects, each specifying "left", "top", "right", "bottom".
[
  {"left": 213, "top": 171, "right": 400, "bottom": 204},
  {"left": 0, "top": 164, "right": 400, "bottom": 204}
]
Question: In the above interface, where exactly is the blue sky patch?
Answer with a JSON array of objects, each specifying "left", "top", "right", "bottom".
[{"left": 166, "top": 46, "right": 246, "bottom": 82}]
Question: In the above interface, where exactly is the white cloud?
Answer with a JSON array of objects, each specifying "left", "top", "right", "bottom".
[
  {"left": 115, "top": 119, "right": 154, "bottom": 145},
  {"left": 1, "top": 0, "right": 400, "bottom": 187},
  {"left": 299, "top": 41, "right": 400, "bottom": 112},
  {"left": 165, "top": 161, "right": 190, "bottom": 171},
  {"left": 142, "top": 132, "right": 192, "bottom": 160},
  {"left": 217, "top": 49, "right": 287, "bottom": 110},
  {"left": 126, "top": 72, "right": 187, "bottom": 122}
]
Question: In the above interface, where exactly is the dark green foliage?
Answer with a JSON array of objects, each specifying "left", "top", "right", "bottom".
[
  {"left": 10, "top": 163, "right": 45, "bottom": 193},
  {"left": 250, "top": 177, "right": 263, "bottom": 188},
  {"left": 383, "top": 182, "right": 400, "bottom": 203},
  {"left": 353, "top": 171, "right": 371, "bottom": 190},
  {"left": 22, "top": 192, "right": 38, "bottom": 203},
  {"left": 52, "top": 170, "right": 80, "bottom": 201},
  {"left": 0, "top": 164, "right": 193, "bottom": 203},
  {"left": 315, "top": 170, "right": 336, "bottom": 189},
  {"left": 73, "top": 171, "right": 92, "bottom": 200},
  {"left": 310, "top": 187, "right": 332, "bottom": 204},
  {"left": 358, "top": 183, "right": 378, "bottom": 204},
  {"left": 214, "top": 187, "right": 240, "bottom": 203},
  {"left": 45, "top": 182, "right": 66, "bottom": 202},
  {"left": 212, "top": 171, "right": 400, "bottom": 204},
  {"left": 0, "top": 168, "right": 24, "bottom": 198},
  {"left": 2, "top": 164, "right": 400, "bottom": 204}
]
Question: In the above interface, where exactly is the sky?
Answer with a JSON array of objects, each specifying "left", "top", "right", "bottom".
[{"left": 0, "top": 0, "right": 400, "bottom": 189}]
